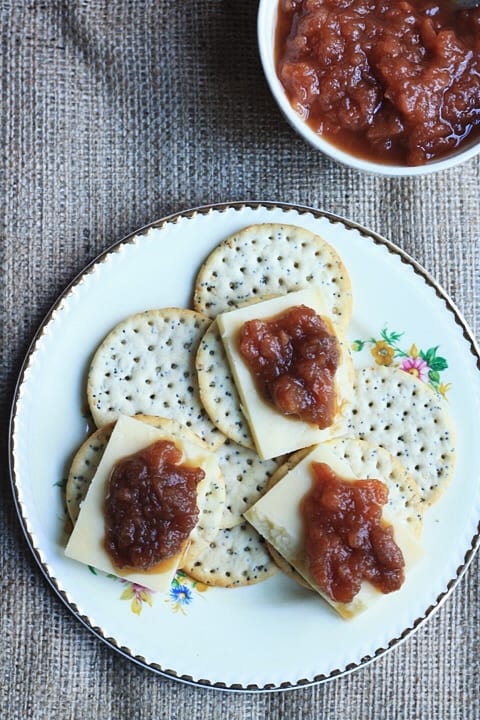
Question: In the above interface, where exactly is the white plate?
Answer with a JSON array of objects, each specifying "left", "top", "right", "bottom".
[{"left": 9, "top": 201, "right": 480, "bottom": 691}]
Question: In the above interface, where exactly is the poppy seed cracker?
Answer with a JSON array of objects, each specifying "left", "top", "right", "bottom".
[
  {"left": 193, "top": 223, "right": 352, "bottom": 332},
  {"left": 181, "top": 522, "right": 277, "bottom": 588},
  {"left": 344, "top": 366, "right": 456, "bottom": 506},
  {"left": 87, "top": 308, "right": 225, "bottom": 449},
  {"left": 196, "top": 320, "right": 254, "bottom": 449},
  {"left": 66, "top": 424, "right": 114, "bottom": 524},
  {"left": 216, "top": 439, "right": 284, "bottom": 528}
]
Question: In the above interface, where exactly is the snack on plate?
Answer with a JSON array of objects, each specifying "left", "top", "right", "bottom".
[
  {"left": 344, "top": 366, "right": 456, "bottom": 505},
  {"left": 87, "top": 308, "right": 225, "bottom": 449},
  {"left": 62, "top": 222, "right": 457, "bottom": 608},
  {"left": 267, "top": 438, "right": 423, "bottom": 536},
  {"left": 245, "top": 440, "right": 423, "bottom": 618},
  {"left": 216, "top": 287, "right": 353, "bottom": 459},
  {"left": 181, "top": 521, "right": 278, "bottom": 588},
  {"left": 68, "top": 413, "right": 281, "bottom": 532},
  {"left": 196, "top": 319, "right": 255, "bottom": 449},
  {"left": 193, "top": 223, "right": 353, "bottom": 332},
  {"left": 66, "top": 414, "right": 214, "bottom": 524},
  {"left": 65, "top": 415, "right": 225, "bottom": 591}
]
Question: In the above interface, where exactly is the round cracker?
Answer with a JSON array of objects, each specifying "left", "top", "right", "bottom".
[
  {"left": 66, "top": 424, "right": 114, "bottom": 524},
  {"left": 196, "top": 320, "right": 254, "bottom": 449},
  {"left": 193, "top": 224, "right": 352, "bottom": 331},
  {"left": 66, "top": 415, "right": 226, "bottom": 549},
  {"left": 181, "top": 522, "right": 278, "bottom": 588},
  {"left": 216, "top": 439, "right": 284, "bottom": 528},
  {"left": 87, "top": 308, "right": 225, "bottom": 449},
  {"left": 344, "top": 366, "right": 456, "bottom": 506}
]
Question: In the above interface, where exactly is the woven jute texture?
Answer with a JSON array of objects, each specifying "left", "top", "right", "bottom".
[{"left": 1, "top": 2, "right": 479, "bottom": 718}]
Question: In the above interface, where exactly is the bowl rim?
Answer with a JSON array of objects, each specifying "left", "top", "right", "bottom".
[{"left": 257, "top": 0, "right": 480, "bottom": 177}]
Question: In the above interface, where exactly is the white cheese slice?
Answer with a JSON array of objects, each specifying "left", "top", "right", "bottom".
[
  {"left": 244, "top": 444, "right": 423, "bottom": 618},
  {"left": 217, "top": 288, "right": 353, "bottom": 460},
  {"left": 65, "top": 414, "right": 216, "bottom": 592}
]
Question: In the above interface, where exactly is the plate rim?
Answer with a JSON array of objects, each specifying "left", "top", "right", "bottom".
[{"left": 8, "top": 199, "right": 480, "bottom": 692}]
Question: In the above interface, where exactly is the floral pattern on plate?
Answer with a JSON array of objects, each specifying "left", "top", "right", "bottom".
[
  {"left": 87, "top": 566, "right": 207, "bottom": 615},
  {"left": 351, "top": 327, "right": 451, "bottom": 397}
]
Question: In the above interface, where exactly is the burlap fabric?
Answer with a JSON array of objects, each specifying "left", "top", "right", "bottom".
[{"left": 1, "top": 2, "right": 479, "bottom": 718}]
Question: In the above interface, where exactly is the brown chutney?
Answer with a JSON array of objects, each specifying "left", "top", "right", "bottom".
[
  {"left": 276, "top": 0, "right": 480, "bottom": 165},
  {"left": 301, "top": 462, "right": 405, "bottom": 604},
  {"left": 238, "top": 305, "right": 339, "bottom": 428},
  {"left": 104, "top": 440, "right": 204, "bottom": 571}
]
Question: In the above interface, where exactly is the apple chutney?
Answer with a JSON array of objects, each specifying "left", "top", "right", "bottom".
[
  {"left": 104, "top": 439, "right": 204, "bottom": 570},
  {"left": 276, "top": 0, "right": 480, "bottom": 165},
  {"left": 301, "top": 462, "right": 405, "bottom": 603},
  {"left": 238, "top": 305, "right": 340, "bottom": 427}
]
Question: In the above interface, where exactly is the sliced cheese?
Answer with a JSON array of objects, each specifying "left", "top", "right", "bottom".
[
  {"left": 217, "top": 288, "right": 353, "bottom": 460},
  {"left": 244, "top": 443, "right": 423, "bottom": 618},
  {"left": 65, "top": 414, "right": 217, "bottom": 592}
]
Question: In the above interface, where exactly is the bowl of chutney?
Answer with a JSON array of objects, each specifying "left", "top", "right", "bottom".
[{"left": 258, "top": 0, "right": 480, "bottom": 175}]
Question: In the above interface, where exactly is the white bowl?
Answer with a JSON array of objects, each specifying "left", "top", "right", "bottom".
[{"left": 257, "top": 0, "right": 480, "bottom": 176}]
